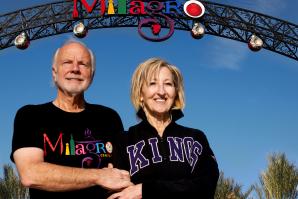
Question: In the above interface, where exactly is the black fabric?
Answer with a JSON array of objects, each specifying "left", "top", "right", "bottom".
[
  {"left": 11, "top": 102, "right": 124, "bottom": 199},
  {"left": 136, "top": 108, "right": 184, "bottom": 121},
  {"left": 114, "top": 110, "right": 219, "bottom": 199}
]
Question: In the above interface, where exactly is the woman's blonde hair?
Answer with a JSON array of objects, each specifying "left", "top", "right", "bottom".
[{"left": 131, "top": 57, "right": 185, "bottom": 112}]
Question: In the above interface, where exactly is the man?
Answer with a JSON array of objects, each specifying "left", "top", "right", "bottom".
[{"left": 11, "top": 40, "right": 131, "bottom": 198}]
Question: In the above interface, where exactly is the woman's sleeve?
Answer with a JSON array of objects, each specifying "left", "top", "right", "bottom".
[{"left": 112, "top": 131, "right": 130, "bottom": 170}]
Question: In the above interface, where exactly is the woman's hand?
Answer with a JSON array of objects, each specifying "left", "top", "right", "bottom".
[{"left": 107, "top": 184, "right": 142, "bottom": 199}]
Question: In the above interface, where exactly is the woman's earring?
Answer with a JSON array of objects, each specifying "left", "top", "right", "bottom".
[{"left": 140, "top": 98, "right": 144, "bottom": 108}]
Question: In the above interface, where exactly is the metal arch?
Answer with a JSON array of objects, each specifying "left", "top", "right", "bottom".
[{"left": 0, "top": 0, "right": 297, "bottom": 61}]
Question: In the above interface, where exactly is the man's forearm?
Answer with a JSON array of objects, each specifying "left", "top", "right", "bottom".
[
  {"left": 14, "top": 148, "right": 132, "bottom": 192},
  {"left": 20, "top": 162, "right": 100, "bottom": 191}
]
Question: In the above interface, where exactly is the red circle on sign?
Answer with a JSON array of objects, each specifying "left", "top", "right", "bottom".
[
  {"left": 183, "top": 0, "right": 205, "bottom": 18},
  {"left": 186, "top": 3, "right": 202, "bottom": 17}
]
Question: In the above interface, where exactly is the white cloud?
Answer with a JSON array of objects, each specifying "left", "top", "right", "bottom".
[
  {"left": 200, "top": 0, "right": 290, "bottom": 70},
  {"left": 202, "top": 37, "right": 248, "bottom": 70}
]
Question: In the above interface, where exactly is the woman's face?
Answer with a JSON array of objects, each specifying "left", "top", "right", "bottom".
[{"left": 141, "top": 67, "right": 176, "bottom": 118}]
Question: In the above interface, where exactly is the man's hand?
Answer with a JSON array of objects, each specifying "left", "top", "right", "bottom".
[{"left": 96, "top": 163, "right": 133, "bottom": 191}]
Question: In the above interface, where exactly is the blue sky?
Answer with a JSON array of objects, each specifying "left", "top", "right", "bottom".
[{"left": 1, "top": 0, "right": 297, "bottom": 192}]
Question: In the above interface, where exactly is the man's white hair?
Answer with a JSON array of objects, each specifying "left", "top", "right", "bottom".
[{"left": 52, "top": 39, "right": 96, "bottom": 75}]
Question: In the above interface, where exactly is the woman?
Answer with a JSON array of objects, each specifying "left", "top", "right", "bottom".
[{"left": 110, "top": 58, "right": 219, "bottom": 199}]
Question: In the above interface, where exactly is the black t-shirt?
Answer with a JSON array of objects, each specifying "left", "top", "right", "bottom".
[{"left": 11, "top": 102, "right": 124, "bottom": 198}]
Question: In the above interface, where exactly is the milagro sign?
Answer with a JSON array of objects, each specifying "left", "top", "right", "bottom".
[{"left": 72, "top": 0, "right": 205, "bottom": 41}]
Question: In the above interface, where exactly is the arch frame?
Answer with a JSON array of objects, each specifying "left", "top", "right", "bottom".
[{"left": 0, "top": 0, "right": 297, "bottom": 61}]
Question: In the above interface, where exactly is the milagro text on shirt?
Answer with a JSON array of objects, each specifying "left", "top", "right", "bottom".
[{"left": 43, "top": 132, "right": 113, "bottom": 158}]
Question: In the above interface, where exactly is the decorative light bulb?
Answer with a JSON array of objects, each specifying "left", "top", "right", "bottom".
[
  {"left": 191, "top": 22, "right": 205, "bottom": 39},
  {"left": 73, "top": 22, "right": 88, "bottom": 38},
  {"left": 248, "top": 34, "right": 263, "bottom": 51},
  {"left": 14, "top": 32, "right": 30, "bottom": 50}
]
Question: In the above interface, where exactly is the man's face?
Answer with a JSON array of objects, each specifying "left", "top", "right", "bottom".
[{"left": 53, "top": 42, "right": 93, "bottom": 96}]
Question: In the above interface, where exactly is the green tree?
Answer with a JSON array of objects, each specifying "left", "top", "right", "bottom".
[
  {"left": 0, "top": 164, "right": 29, "bottom": 199},
  {"left": 215, "top": 171, "right": 254, "bottom": 199},
  {"left": 254, "top": 152, "right": 298, "bottom": 199}
]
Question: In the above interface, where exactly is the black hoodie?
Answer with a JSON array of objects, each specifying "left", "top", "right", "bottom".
[{"left": 114, "top": 109, "right": 219, "bottom": 199}]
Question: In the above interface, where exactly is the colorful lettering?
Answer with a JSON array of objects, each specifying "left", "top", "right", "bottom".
[
  {"left": 127, "top": 141, "right": 150, "bottom": 176},
  {"left": 183, "top": 137, "right": 194, "bottom": 165},
  {"left": 73, "top": 0, "right": 98, "bottom": 18},
  {"left": 190, "top": 140, "right": 202, "bottom": 172},
  {"left": 167, "top": 137, "right": 184, "bottom": 162},
  {"left": 164, "top": 0, "right": 182, "bottom": 15},
  {"left": 95, "top": 142, "right": 106, "bottom": 153},
  {"left": 148, "top": 138, "right": 162, "bottom": 163},
  {"left": 118, "top": 0, "right": 127, "bottom": 14},
  {"left": 70, "top": 134, "right": 75, "bottom": 155},
  {"left": 108, "top": 0, "right": 115, "bottom": 14},
  {"left": 129, "top": 1, "right": 146, "bottom": 15},
  {"left": 76, "top": 143, "right": 86, "bottom": 155},
  {"left": 72, "top": 0, "right": 205, "bottom": 41},
  {"left": 43, "top": 132, "right": 63, "bottom": 156},
  {"left": 65, "top": 143, "right": 70, "bottom": 155},
  {"left": 126, "top": 136, "right": 203, "bottom": 175}
]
